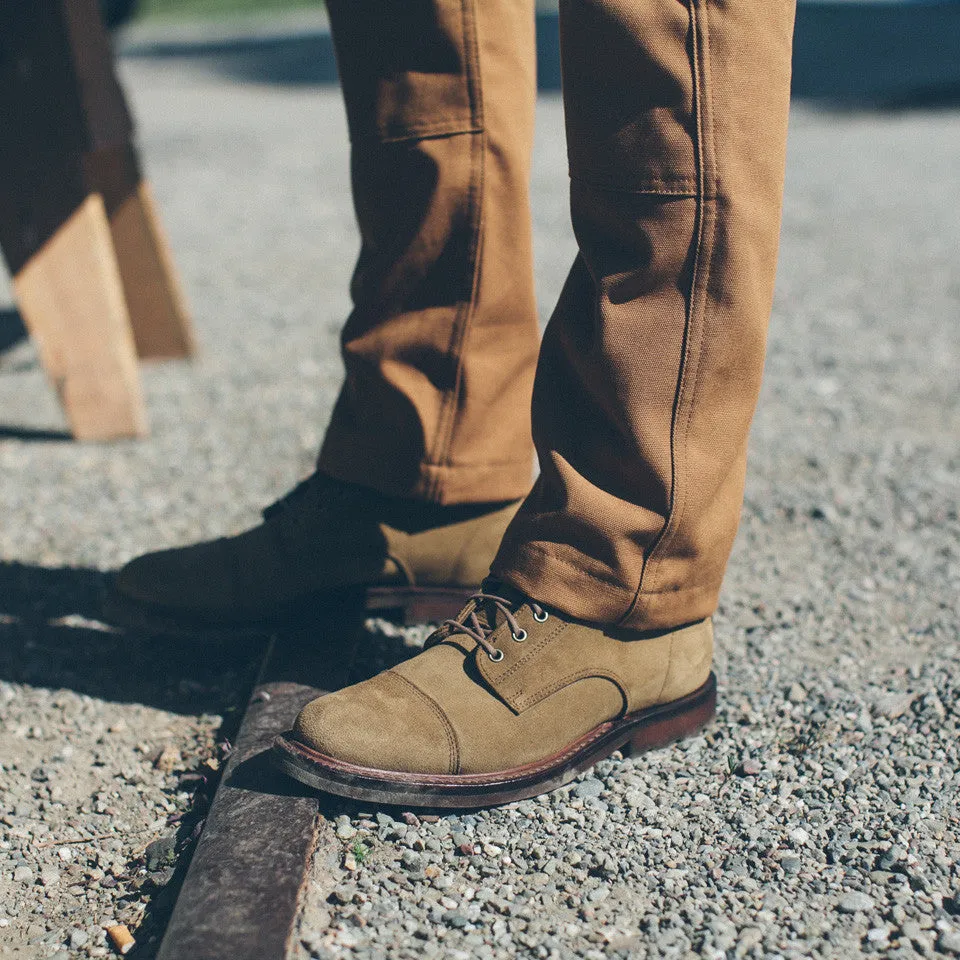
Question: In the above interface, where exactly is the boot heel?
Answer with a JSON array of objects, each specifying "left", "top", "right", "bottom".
[{"left": 622, "top": 673, "right": 717, "bottom": 758}]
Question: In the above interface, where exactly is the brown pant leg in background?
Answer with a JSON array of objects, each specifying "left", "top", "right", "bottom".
[
  {"left": 317, "top": 0, "right": 540, "bottom": 505},
  {"left": 494, "top": 0, "right": 797, "bottom": 630}
]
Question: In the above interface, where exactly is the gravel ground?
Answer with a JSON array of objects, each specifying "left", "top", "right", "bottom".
[
  {"left": 0, "top": 46, "right": 958, "bottom": 960},
  {"left": 293, "top": 106, "right": 960, "bottom": 958}
]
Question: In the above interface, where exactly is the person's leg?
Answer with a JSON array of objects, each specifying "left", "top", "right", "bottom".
[
  {"left": 492, "top": 0, "right": 797, "bottom": 629},
  {"left": 278, "top": 0, "right": 797, "bottom": 806},
  {"left": 318, "top": 0, "right": 540, "bottom": 505},
  {"left": 105, "top": 0, "right": 539, "bottom": 632}
]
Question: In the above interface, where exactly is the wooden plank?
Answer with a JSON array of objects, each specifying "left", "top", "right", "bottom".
[
  {"left": 85, "top": 146, "right": 196, "bottom": 360},
  {"left": 13, "top": 194, "right": 148, "bottom": 440},
  {"left": 156, "top": 592, "right": 365, "bottom": 960}
]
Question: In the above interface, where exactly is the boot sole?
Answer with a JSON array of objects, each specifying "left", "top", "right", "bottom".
[
  {"left": 100, "top": 582, "right": 474, "bottom": 637},
  {"left": 271, "top": 672, "right": 717, "bottom": 809}
]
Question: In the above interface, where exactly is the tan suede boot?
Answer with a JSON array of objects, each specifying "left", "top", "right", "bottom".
[
  {"left": 103, "top": 473, "right": 522, "bottom": 633},
  {"left": 273, "top": 585, "right": 715, "bottom": 807}
]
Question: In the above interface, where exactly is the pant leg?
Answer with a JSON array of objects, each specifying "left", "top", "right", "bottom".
[
  {"left": 493, "top": 0, "right": 796, "bottom": 629},
  {"left": 317, "top": 0, "right": 539, "bottom": 505}
]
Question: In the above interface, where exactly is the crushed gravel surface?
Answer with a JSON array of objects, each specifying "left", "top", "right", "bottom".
[
  {"left": 1, "top": 46, "right": 958, "bottom": 960},
  {"left": 293, "top": 103, "right": 960, "bottom": 959}
]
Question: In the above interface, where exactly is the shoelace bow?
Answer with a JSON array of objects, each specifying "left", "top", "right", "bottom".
[{"left": 442, "top": 592, "right": 547, "bottom": 662}]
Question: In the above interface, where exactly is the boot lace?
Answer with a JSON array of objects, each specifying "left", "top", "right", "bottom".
[{"left": 442, "top": 592, "right": 547, "bottom": 662}]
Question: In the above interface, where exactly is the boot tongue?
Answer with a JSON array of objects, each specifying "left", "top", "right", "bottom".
[{"left": 472, "top": 578, "right": 526, "bottom": 633}]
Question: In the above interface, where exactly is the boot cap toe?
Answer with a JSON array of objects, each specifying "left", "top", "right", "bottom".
[{"left": 292, "top": 670, "right": 457, "bottom": 775}]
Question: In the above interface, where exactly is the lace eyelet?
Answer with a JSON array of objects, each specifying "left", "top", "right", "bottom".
[
  {"left": 533, "top": 609, "right": 549, "bottom": 623},
  {"left": 512, "top": 630, "right": 527, "bottom": 643},
  {"left": 488, "top": 649, "right": 505, "bottom": 662}
]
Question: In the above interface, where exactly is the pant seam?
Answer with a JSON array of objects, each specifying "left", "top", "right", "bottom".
[
  {"left": 355, "top": 122, "right": 484, "bottom": 145},
  {"left": 618, "top": 0, "right": 716, "bottom": 626},
  {"left": 422, "top": 454, "right": 532, "bottom": 470},
  {"left": 502, "top": 541, "right": 724, "bottom": 598},
  {"left": 569, "top": 172, "right": 700, "bottom": 198},
  {"left": 505, "top": 542, "right": 626, "bottom": 590},
  {"left": 425, "top": 0, "right": 486, "bottom": 501}
]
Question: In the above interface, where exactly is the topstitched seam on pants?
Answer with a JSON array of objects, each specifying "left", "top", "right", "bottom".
[
  {"left": 618, "top": 0, "right": 714, "bottom": 627},
  {"left": 650, "top": 1, "right": 720, "bottom": 605},
  {"left": 421, "top": 454, "right": 533, "bottom": 470},
  {"left": 622, "top": 578, "right": 722, "bottom": 597},
  {"left": 569, "top": 172, "right": 700, "bottom": 197},
  {"left": 650, "top": 0, "right": 721, "bottom": 606},
  {"left": 641, "top": 0, "right": 715, "bottom": 603},
  {"left": 427, "top": 0, "right": 486, "bottom": 500},
  {"left": 517, "top": 541, "right": 723, "bottom": 596},
  {"left": 363, "top": 122, "right": 484, "bottom": 145},
  {"left": 512, "top": 542, "right": 626, "bottom": 591}
]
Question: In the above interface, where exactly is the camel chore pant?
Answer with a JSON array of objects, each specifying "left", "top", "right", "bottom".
[
  {"left": 319, "top": 0, "right": 797, "bottom": 630},
  {"left": 317, "top": 0, "right": 541, "bottom": 505}
]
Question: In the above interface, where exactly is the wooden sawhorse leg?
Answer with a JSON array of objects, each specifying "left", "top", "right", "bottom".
[
  {"left": 12, "top": 194, "right": 148, "bottom": 440},
  {"left": 85, "top": 144, "right": 195, "bottom": 362},
  {"left": 0, "top": 0, "right": 194, "bottom": 440}
]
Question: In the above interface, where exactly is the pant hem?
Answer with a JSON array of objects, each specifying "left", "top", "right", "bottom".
[
  {"left": 318, "top": 448, "right": 534, "bottom": 506},
  {"left": 492, "top": 543, "right": 721, "bottom": 631}
]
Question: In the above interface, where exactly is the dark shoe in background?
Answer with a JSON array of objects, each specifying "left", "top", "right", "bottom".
[{"left": 102, "top": 472, "right": 522, "bottom": 635}]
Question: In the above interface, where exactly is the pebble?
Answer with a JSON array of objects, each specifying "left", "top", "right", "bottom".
[
  {"left": 873, "top": 692, "right": 915, "bottom": 720},
  {"left": 573, "top": 779, "right": 604, "bottom": 800},
  {"left": 335, "top": 822, "right": 357, "bottom": 841},
  {"left": 145, "top": 836, "right": 177, "bottom": 872},
  {"left": 938, "top": 931, "right": 960, "bottom": 955},
  {"left": 838, "top": 892, "right": 875, "bottom": 914}
]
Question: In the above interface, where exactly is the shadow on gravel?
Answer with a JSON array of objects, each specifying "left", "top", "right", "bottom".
[
  {"left": 0, "top": 561, "right": 270, "bottom": 958},
  {"left": 227, "top": 747, "right": 317, "bottom": 797},
  {"left": 0, "top": 426, "right": 72, "bottom": 441},
  {"left": 0, "top": 561, "right": 265, "bottom": 716},
  {"left": 0, "top": 306, "right": 72, "bottom": 438}
]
